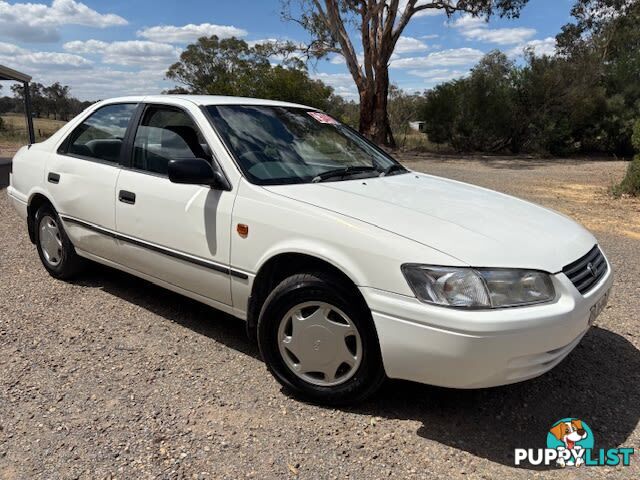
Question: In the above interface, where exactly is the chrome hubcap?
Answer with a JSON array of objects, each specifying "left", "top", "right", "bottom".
[
  {"left": 277, "top": 302, "right": 362, "bottom": 386},
  {"left": 39, "top": 215, "right": 63, "bottom": 266}
]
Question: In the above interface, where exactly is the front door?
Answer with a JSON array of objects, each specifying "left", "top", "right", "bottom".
[{"left": 114, "top": 104, "right": 234, "bottom": 306}]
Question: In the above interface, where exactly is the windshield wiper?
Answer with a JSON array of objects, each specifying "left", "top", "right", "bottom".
[
  {"left": 379, "top": 164, "right": 408, "bottom": 177},
  {"left": 311, "top": 165, "right": 378, "bottom": 183}
]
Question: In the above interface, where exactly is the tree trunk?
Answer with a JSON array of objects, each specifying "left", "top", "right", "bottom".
[
  {"left": 358, "top": 85, "right": 375, "bottom": 139},
  {"left": 357, "top": 67, "right": 396, "bottom": 148}
]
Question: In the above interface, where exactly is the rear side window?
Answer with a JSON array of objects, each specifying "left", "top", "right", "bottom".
[
  {"left": 65, "top": 103, "right": 137, "bottom": 163},
  {"left": 132, "top": 106, "right": 211, "bottom": 175}
]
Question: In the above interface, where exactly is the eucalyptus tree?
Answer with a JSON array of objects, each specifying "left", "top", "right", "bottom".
[{"left": 282, "top": 0, "right": 529, "bottom": 146}]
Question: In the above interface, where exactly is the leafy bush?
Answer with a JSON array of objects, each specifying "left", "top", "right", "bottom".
[
  {"left": 419, "top": 0, "right": 640, "bottom": 156},
  {"left": 632, "top": 119, "right": 640, "bottom": 152},
  {"left": 613, "top": 120, "right": 640, "bottom": 197},
  {"left": 613, "top": 156, "right": 640, "bottom": 197}
]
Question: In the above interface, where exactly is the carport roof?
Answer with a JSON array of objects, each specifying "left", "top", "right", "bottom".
[{"left": 0, "top": 64, "right": 31, "bottom": 83}]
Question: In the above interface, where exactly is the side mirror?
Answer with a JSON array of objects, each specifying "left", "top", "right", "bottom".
[{"left": 167, "top": 158, "right": 231, "bottom": 190}]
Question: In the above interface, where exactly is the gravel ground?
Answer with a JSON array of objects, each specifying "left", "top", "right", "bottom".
[{"left": 1, "top": 155, "right": 639, "bottom": 479}]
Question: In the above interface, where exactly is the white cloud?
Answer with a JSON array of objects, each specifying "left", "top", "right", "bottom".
[
  {"left": 327, "top": 52, "right": 366, "bottom": 66},
  {"left": 407, "top": 68, "right": 469, "bottom": 84},
  {"left": 0, "top": 0, "right": 127, "bottom": 43},
  {"left": 28, "top": 66, "right": 169, "bottom": 100},
  {"left": 0, "top": 43, "right": 167, "bottom": 98},
  {"left": 63, "top": 39, "right": 108, "bottom": 54},
  {"left": 137, "top": 23, "right": 248, "bottom": 44},
  {"left": 391, "top": 47, "right": 484, "bottom": 69},
  {"left": 312, "top": 72, "right": 358, "bottom": 99},
  {"left": 0, "top": 41, "right": 27, "bottom": 55},
  {"left": 420, "top": 34, "right": 439, "bottom": 40},
  {"left": 52, "top": 67, "right": 169, "bottom": 99},
  {"left": 508, "top": 37, "right": 557, "bottom": 58},
  {"left": 64, "top": 39, "right": 181, "bottom": 66},
  {"left": 450, "top": 15, "right": 485, "bottom": 29},
  {"left": 18, "top": 51, "right": 91, "bottom": 67},
  {"left": 325, "top": 37, "right": 427, "bottom": 66},
  {"left": 395, "top": 36, "right": 429, "bottom": 54},
  {"left": 408, "top": 68, "right": 465, "bottom": 79},
  {"left": 313, "top": 72, "right": 352, "bottom": 85},
  {"left": 451, "top": 14, "right": 536, "bottom": 45},
  {"left": 0, "top": 41, "right": 91, "bottom": 71}
]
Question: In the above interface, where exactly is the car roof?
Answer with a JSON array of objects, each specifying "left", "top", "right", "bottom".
[{"left": 99, "top": 94, "right": 317, "bottom": 110}]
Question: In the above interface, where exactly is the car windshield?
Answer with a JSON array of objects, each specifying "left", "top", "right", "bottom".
[{"left": 206, "top": 105, "right": 405, "bottom": 185}]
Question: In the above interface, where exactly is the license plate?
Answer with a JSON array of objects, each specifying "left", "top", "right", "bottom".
[{"left": 589, "top": 289, "right": 610, "bottom": 326}]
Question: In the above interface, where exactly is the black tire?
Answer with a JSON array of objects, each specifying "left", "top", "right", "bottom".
[
  {"left": 34, "top": 204, "right": 84, "bottom": 279},
  {"left": 257, "top": 271, "right": 386, "bottom": 405}
]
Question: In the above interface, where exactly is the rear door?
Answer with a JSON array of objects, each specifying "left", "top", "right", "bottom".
[
  {"left": 114, "top": 103, "right": 234, "bottom": 306},
  {"left": 48, "top": 103, "right": 138, "bottom": 261}
]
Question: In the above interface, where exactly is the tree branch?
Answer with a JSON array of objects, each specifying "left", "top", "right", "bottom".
[{"left": 317, "top": 0, "right": 365, "bottom": 89}]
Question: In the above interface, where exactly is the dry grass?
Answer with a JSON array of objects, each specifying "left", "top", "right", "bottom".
[
  {"left": 394, "top": 132, "right": 452, "bottom": 153},
  {"left": 0, "top": 114, "right": 67, "bottom": 155},
  {"left": 531, "top": 182, "right": 640, "bottom": 240},
  {"left": 1, "top": 113, "right": 67, "bottom": 131}
]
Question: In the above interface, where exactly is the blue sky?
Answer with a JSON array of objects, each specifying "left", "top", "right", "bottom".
[{"left": 0, "top": 0, "right": 574, "bottom": 100}]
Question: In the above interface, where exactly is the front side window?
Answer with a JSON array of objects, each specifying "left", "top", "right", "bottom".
[
  {"left": 66, "top": 103, "right": 137, "bottom": 163},
  {"left": 132, "top": 106, "right": 211, "bottom": 175},
  {"left": 206, "top": 105, "right": 405, "bottom": 185}
]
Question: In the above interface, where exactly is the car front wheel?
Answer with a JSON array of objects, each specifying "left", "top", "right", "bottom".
[{"left": 257, "top": 272, "right": 386, "bottom": 405}]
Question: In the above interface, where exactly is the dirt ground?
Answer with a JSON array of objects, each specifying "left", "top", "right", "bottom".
[{"left": 1, "top": 154, "right": 639, "bottom": 479}]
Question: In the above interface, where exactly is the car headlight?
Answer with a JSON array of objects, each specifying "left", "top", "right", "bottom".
[{"left": 401, "top": 265, "right": 556, "bottom": 309}]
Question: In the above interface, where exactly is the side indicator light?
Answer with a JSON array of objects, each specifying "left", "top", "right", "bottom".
[{"left": 237, "top": 224, "right": 249, "bottom": 238}]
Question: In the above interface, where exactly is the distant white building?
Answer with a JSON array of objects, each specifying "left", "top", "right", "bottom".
[{"left": 409, "top": 121, "right": 425, "bottom": 132}]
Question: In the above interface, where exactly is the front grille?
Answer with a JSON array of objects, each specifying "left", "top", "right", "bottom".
[{"left": 563, "top": 245, "right": 607, "bottom": 295}]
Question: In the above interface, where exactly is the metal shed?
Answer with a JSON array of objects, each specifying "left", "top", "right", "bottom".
[
  {"left": 0, "top": 64, "right": 36, "bottom": 144},
  {"left": 1, "top": 64, "right": 35, "bottom": 188}
]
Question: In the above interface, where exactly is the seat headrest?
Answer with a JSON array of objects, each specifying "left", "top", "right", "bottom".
[{"left": 161, "top": 125, "right": 207, "bottom": 159}]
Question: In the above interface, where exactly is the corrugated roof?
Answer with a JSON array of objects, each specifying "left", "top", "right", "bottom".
[{"left": 0, "top": 64, "right": 31, "bottom": 83}]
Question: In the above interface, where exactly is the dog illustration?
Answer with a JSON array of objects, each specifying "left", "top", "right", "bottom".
[{"left": 549, "top": 419, "right": 588, "bottom": 467}]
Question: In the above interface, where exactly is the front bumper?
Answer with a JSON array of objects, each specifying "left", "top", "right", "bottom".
[{"left": 361, "top": 260, "right": 613, "bottom": 388}]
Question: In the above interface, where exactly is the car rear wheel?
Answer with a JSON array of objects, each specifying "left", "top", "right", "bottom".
[
  {"left": 257, "top": 272, "right": 386, "bottom": 405},
  {"left": 34, "top": 204, "right": 84, "bottom": 279}
]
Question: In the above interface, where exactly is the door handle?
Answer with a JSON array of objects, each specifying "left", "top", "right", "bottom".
[
  {"left": 48, "top": 172, "right": 60, "bottom": 184},
  {"left": 118, "top": 190, "right": 136, "bottom": 205}
]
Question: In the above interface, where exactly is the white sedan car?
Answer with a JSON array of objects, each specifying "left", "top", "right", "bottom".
[{"left": 7, "top": 95, "right": 613, "bottom": 404}]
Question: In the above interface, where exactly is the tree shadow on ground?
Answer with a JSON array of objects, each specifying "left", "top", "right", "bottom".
[{"left": 74, "top": 263, "right": 639, "bottom": 472}]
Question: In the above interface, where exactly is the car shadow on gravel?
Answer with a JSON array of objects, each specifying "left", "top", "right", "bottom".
[
  {"left": 353, "top": 326, "right": 640, "bottom": 471},
  {"left": 72, "top": 265, "right": 638, "bottom": 471},
  {"left": 71, "top": 264, "right": 261, "bottom": 360}
]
